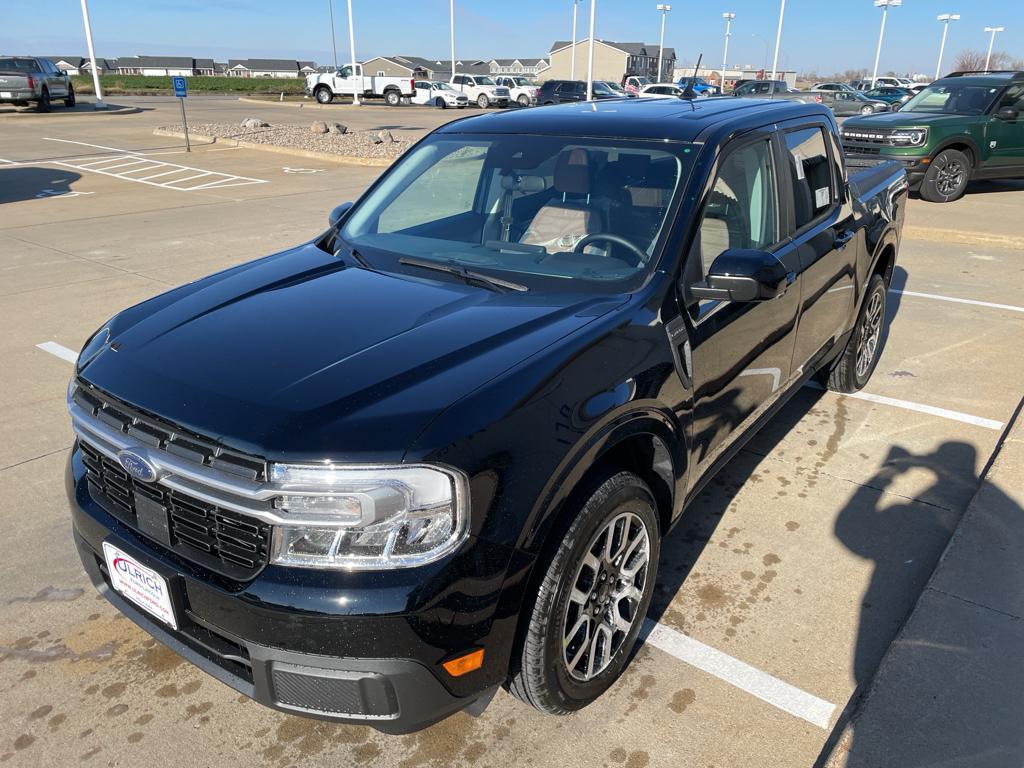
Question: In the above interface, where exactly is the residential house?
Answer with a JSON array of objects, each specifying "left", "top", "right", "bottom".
[
  {"left": 194, "top": 58, "right": 216, "bottom": 76},
  {"left": 488, "top": 58, "right": 549, "bottom": 78},
  {"left": 81, "top": 58, "right": 118, "bottom": 75},
  {"left": 546, "top": 40, "right": 676, "bottom": 83},
  {"left": 116, "top": 56, "right": 198, "bottom": 76},
  {"left": 225, "top": 59, "right": 311, "bottom": 78},
  {"left": 358, "top": 55, "right": 492, "bottom": 81},
  {"left": 47, "top": 56, "right": 84, "bottom": 75}
]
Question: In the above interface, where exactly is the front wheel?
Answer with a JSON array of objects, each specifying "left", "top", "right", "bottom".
[
  {"left": 435, "top": 97, "right": 447, "bottom": 109},
  {"left": 507, "top": 471, "right": 660, "bottom": 714},
  {"left": 64, "top": 85, "right": 76, "bottom": 108},
  {"left": 821, "top": 273, "right": 887, "bottom": 393},
  {"left": 314, "top": 86, "right": 333, "bottom": 104},
  {"left": 477, "top": 93, "right": 490, "bottom": 109},
  {"left": 919, "top": 148, "right": 970, "bottom": 203},
  {"left": 384, "top": 89, "right": 401, "bottom": 106},
  {"left": 517, "top": 94, "right": 530, "bottom": 107}
]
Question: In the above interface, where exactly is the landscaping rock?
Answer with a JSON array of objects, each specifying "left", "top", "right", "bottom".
[
  {"left": 327, "top": 122, "right": 348, "bottom": 135},
  {"left": 158, "top": 123, "right": 412, "bottom": 161},
  {"left": 377, "top": 129, "right": 395, "bottom": 144},
  {"left": 240, "top": 117, "right": 267, "bottom": 129},
  {"left": 311, "top": 121, "right": 329, "bottom": 134}
]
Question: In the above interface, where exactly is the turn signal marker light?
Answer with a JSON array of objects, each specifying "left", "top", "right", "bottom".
[{"left": 442, "top": 649, "right": 485, "bottom": 677}]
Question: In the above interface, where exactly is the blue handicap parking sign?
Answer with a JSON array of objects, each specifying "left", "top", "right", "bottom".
[{"left": 172, "top": 76, "right": 187, "bottom": 98}]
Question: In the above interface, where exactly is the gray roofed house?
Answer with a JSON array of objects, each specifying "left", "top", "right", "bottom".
[
  {"left": 194, "top": 58, "right": 216, "bottom": 75},
  {"left": 226, "top": 59, "right": 309, "bottom": 78},
  {"left": 117, "top": 56, "right": 198, "bottom": 75},
  {"left": 489, "top": 57, "right": 549, "bottom": 76},
  {"left": 47, "top": 56, "right": 85, "bottom": 74},
  {"left": 545, "top": 39, "right": 677, "bottom": 83}
]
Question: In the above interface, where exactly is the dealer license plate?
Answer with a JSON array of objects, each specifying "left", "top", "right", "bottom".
[{"left": 102, "top": 542, "right": 178, "bottom": 629}]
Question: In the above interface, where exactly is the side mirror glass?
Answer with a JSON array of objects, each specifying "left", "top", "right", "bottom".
[
  {"left": 995, "top": 106, "right": 1020, "bottom": 121},
  {"left": 690, "top": 249, "right": 792, "bottom": 303},
  {"left": 329, "top": 201, "right": 354, "bottom": 229}
]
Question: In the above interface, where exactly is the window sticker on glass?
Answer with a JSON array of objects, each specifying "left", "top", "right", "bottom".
[
  {"left": 815, "top": 187, "right": 830, "bottom": 208},
  {"left": 793, "top": 153, "right": 805, "bottom": 180}
]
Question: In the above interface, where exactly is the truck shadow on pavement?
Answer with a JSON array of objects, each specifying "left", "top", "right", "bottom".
[{"left": 0, "top": 167, "right": 83, "bottom": 204}]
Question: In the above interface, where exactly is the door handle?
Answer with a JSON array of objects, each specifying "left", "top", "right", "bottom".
[{"left": 834, "top": 229, "right": 855, "bottom": 248}]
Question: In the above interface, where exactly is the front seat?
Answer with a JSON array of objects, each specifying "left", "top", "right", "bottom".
[{"left": 520, "top": 148, "right": 600, "bottom": 251}]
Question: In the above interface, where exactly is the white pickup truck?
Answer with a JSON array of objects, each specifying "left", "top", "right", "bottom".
[{"left": 305, "top": 64, "right": 416, "bottom": 106}]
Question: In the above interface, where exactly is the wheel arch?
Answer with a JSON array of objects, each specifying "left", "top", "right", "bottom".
[{"left": 930, "top": 137, "right": 980, "bottom": 169}]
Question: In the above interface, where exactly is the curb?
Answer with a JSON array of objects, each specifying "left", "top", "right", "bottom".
[
  {"left": 151, "top": 128, "right": 394, "bottom": 167},
  {"left": 818, "top": 393, "right": 1024, "bottom": 767}
]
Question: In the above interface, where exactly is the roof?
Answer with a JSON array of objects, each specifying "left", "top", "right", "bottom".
[
  {"left": 436, "top": 96, "right": 828, "bottom": 142},
  {"left": 194, "top": 58, "right": 215, "bottom": 69},
  {"left": 550, "top": 40, "right": 675, "bottom": 59},
  {"left": 227, "top": 59, "right": 303, "bottom": 71},
  {"left": 47, "top": 56, "right": 83, "bottom": 66},
  {"left": 128, "top": 55, "right": 196, "bottom": 68}
]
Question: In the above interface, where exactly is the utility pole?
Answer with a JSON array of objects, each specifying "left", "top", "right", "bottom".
[
  {"left": 328, "top": 0, "right": 338, "bottom": 70},
  {"left": 871, "top": 0, "right": 901, "bottom": 90},
  {"left": 770, "top": 0, "right": 785, "bottom": 81},
  {"left": 984, "top": 26, "right": 1004, "bottom": 71},
  {"left": 346, "top": 0, "right": 359, "bottom": 105},
  {"left": 571, "top": 0, "right": 581, "bottom": 80},
  {"left": 79, "top": 0, "right": 107, "bottom": 109},
  {"left": 450, "top": 0, "right": 456, "bottom": 80},
  {"left": 586, "top": 0, "right": 596, "bottom": 100},
  {"left": 721, "top": 13, "right": 735, "bottom": 92}
]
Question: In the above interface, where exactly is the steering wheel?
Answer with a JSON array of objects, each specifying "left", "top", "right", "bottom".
[{"left": 572, "top": 233, "right": 648, "bottom": 266}]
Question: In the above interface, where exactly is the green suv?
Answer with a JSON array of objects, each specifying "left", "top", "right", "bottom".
[{"left": 840, "top": 70, "right": 1024, "bottom": 202}]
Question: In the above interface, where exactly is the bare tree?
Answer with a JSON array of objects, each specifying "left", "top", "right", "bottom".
[{"left": 952, "top": 49, "right": 986, "bottom": 72}]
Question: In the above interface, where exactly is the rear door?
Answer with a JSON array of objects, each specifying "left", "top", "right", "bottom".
[
  {"left": 778, "top": 120, "right": 857, "bottom": 371},
  {"left": 985, "top": 84, "right": 1024, "bottom": 174},
  {"left": 671, "top": 130, "right": 803, "bottom": 474}
]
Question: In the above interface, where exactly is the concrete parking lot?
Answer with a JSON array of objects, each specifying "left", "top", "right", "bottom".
[{"left": 1, "top": 95, "right": 1022, "bottom": 767}]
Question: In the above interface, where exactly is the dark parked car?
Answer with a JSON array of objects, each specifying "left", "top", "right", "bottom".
[
  {"left": 842, "top": 70, "right": 1024, "bottom": 202},
  {"left": 0, "top": 56, "right": 75, "bottom": 111},
  {"left": 537, "top": 79, "right": 620, "bottom": 104},
  {"left": 66, "top": 97, "right": 907, "bottom": 734},
  {"left": 818, "top": 89, "right": 890, "bottom": 115},
  {"left": 864, "top": 86, "right": 914, "bottom": 105},
  {"left": 732, "top": 80, "right": 809, "bottom": 102}
]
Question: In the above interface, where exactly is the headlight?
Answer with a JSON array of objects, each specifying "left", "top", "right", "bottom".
[
  {"left": 890, "top": 128, "right": 927, "bottom": 147},
  {"left": 268, "top": 463, "right": 469, "bottom": 569}
]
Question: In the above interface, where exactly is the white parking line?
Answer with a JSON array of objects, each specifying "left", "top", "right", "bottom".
[
  {"left": 642, "top": 619, "right": 836, "bottom": 729},
  {"left": 36, "top": 342, "right": 78, "bottom": 364},
  {"left": 838, "top": 390, "right": 1003, "bottom": 431},
  {"left": 890, "top": 288, "right": 1024, "bottom": 315}
]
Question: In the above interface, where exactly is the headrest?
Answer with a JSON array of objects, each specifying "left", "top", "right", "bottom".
[{"left": 554, "top": 148, "right": 591, "bottom": 195}]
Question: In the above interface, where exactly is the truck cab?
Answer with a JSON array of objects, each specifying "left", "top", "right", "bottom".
[{"left": 450, "top": 73, "right": 510, "bottom": 108}]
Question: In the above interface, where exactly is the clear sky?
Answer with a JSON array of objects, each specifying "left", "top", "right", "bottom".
[{"left": 2, "top": 0, "right": 1021, "bottom": 76}]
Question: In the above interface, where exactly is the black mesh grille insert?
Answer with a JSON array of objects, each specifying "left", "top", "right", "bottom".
[
  {"left": 80, "top": 440, "right": 271, "bottom": 581},
  {"left": 272, "top": 666, "right": 398, "bottom": 717}
]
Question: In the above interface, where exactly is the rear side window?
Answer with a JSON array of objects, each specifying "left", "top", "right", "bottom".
[{"left": 783, "top": 127, "right": 835, "bottom": 231}]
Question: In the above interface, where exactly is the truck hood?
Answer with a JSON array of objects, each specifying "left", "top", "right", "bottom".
[
  {"left": 842, "top": 111, "right": 974, "bottom": 129},
  {"left": 79, "top": 244, "right": 620, "bottom": 461}
]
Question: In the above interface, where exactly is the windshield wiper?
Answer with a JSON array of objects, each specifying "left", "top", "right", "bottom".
[
  {"left": 399, "top": 257, "right": 529, "bottom": 293},
  {"left": 332, "top": 237, "right": 372, "bottom": 269}
]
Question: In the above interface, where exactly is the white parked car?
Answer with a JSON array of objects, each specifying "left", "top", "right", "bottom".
[
  {"left": 872, "top": 76, "right": 914, "bottom": 89},
  {"left": 493, "top": 76, "right": 538, "bottom": 107},
  {"left": 450, "top": 73, "right": 510, "bottom": 108},
  {"left": 412, "top": 81, "right": 469, "bottom": 109},
  {"left": 637, "top": 83, "right": 687, "bottom": 99}
]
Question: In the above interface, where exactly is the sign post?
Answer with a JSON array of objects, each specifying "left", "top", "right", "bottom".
[{"left": 172, "top": 76, "right": 190, "bottom": 152}]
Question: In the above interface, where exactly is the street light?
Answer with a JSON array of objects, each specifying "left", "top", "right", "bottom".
[
  {"left": 656, "top": 4, "right": 671, "bottom": 83},
  {"left": 935, "top": 13, "right": 959, "bottom": 80},
  {"left": 327, "top": 0, "right": 339, "bottom": 70},
  {"left": 984, "top": 26, "right": 1005, "bottom": 71},
  {"left": 450, "top": 0, "right": 456, "bottom": 80},
  {"left": 79, "top": 0, "right": 107, "bottom": 109},
  {"left": 770, "top": 0, "right": 785, "bottom": 81},
  {"left": 871, "top": 0, "right": 901, "bottom": 90},
  {"left": 721, "top": 13, "right": 735, "bottom": 92},
  {"left": 571, "top": 0, "right": 582, "bottom": 81},
  {"left": 586, "top": 0, "right": 596, "bottom": 100},
  {"left": 346, "top": 0, "right": 359, "bottom": 105}
]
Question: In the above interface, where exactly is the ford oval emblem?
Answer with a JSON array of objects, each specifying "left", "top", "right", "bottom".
[{"left": 116, "top": 449, "right": 159, "bottom": 483}]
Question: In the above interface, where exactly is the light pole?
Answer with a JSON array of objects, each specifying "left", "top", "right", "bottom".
[
  {"left": 586, "top": 0, "right": 596, "bottom": 100},
  {"left": 79, "top": 0, "right": 107, "bottom": 109},
  {"left": 571, "top": 0, "right": 581, "bottom": 80},
  {"left": 450, "top": 0, "right": 456, "bottom": 80},
  {"left": 871, "top": 0, "right": 901, "bottom": 90},
  {"left": 346, "top": 0, "right": 359, "bottom": 105},
  {"left": 721, "top": 12, "right": 735, "bottom": 92},
  {"left": 984, "top": 26, "right": 1004, "bottom": 70},
  {"left": 327, "top": 0, "right": 339, "bottom": 70},
  {"left": 935, "top": 13, "right": 959, "bottom": 80},
  {"left": 770, "top": 0, "right": 785, "bottom": 81},
  {"left": 656, "top": 4, "right": 671, "bottom": 83}
]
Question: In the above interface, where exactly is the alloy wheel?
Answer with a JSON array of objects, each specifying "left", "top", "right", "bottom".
[
  {"left": 856, "top": 291, "right": 883, "bottom": 378},
  {"left": 936, "top": 160, "right": 964, "bottom": 197},
  {"left": 562, "top": 511, "right": 650, "bottom": 682}
]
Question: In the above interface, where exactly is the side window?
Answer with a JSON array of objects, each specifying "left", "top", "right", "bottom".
[
  {"left": 997, "top": 85, "right": 1024, "bottom": 110},
  {"left": 783, "top": 127, "right": 835, "bottom": 231},
  {"left": 690, "top": 139, "right": 779, "bottom": 280},
  {"left": 339, "top": 65, "right": 353, "bottom": 78},
  {"left": 453, "top": 75, "right": 464, "bottom": 85}
]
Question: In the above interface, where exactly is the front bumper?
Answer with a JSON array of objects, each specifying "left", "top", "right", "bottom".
[
  {"left": 843, "top": 150, "right": 930, "bottom": 187},
  {"left": 67, "top": 448, "right": 523, "bottom": 733}
]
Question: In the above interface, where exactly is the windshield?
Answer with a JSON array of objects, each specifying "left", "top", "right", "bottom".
[
  {"left": 433, "top": 82, "right": 455, "bottom": 91},
  {"left": 901, "top": 83, "right": 1001, "bottom": 115},
  {"left": 476, "top": 76, "right": 496, "bottom": 86},
  {"left": 593, "top": 82, "right": 615, "bottom": 95},
  {"left": 340, "top": 134, "right": 694, "bottom": 292},
  {"left": 511, "top": 77, "right": 531, "bottom": 86},
  {"left": 605, "top": 81, "right": 625, "bottom": 92}
]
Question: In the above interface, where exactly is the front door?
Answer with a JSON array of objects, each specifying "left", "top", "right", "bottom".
[
  {"left": 985, "top": 84, "right": 1024, "bottom": 174},
  {"left": 672, "top": 132, "right": 802, "bottom": 474}
]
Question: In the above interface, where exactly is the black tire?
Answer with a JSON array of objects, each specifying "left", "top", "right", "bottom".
[
  {"left": 64, "top": 85, "right": 76, "bottom": 108},
  {"left": 384, "top": 89, "right": 401, "bottom": 106},
  {"left": 435, "top": 97, "right": 447, "bottom": 109},
  {"left": 314, "top": 86, "right": 333, "bottom": 104},
  {"left": 37, "top": 88, "right": 51, "bottom": 113},
  {"left": 517, "top": 94, "right": 530, "bottom": 107},
  {"left": 507, "top": 470, "right": 660, "bottom": 714},
  {"left": 919, "top": 148, "right": 971, "bottom": 203},
  {"left": 476, "top": 93, "right": 489, "bottom": 109},
  {"left": 821, "top": 273, "right": 887, "bottom": 393}
]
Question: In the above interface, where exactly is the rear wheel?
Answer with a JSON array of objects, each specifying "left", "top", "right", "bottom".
[
  {"left": 919, "top": 148, "right": 970, "bottom": 203},
  {"left": 37, "top": 88, "right": 51, "bottom": 112},
  {"left": 64, "top": 85, "right": 76, "bottom": 108},
  {"left": 384, "top": 89, "right": 401, "bottom": 106},
  {"left": 314, "top": 86, "right": 333, "bottom": 104},
  {"left": 477, "top": 93, "right": 490, "bottom": 109},
  {"left": 821, "top": 273, "right": 887, "bottom": 393},
  {"left": 507, "top": 471, "right": 659, "bottom": 714}
]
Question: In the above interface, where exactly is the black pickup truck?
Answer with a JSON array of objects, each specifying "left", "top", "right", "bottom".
[{"left": 66, "top": 97, "right": 907, "bottom": 733}]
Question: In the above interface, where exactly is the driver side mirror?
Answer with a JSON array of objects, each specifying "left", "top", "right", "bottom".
[
  {"left": 995, "top": 106, "right": 1020, "bottom": 121},
  {"left": 690, "top": 249, "right": 793, "bottom": 303},
  {"left": 328, "top": 201, "right": 354, "bottom": 228}
]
